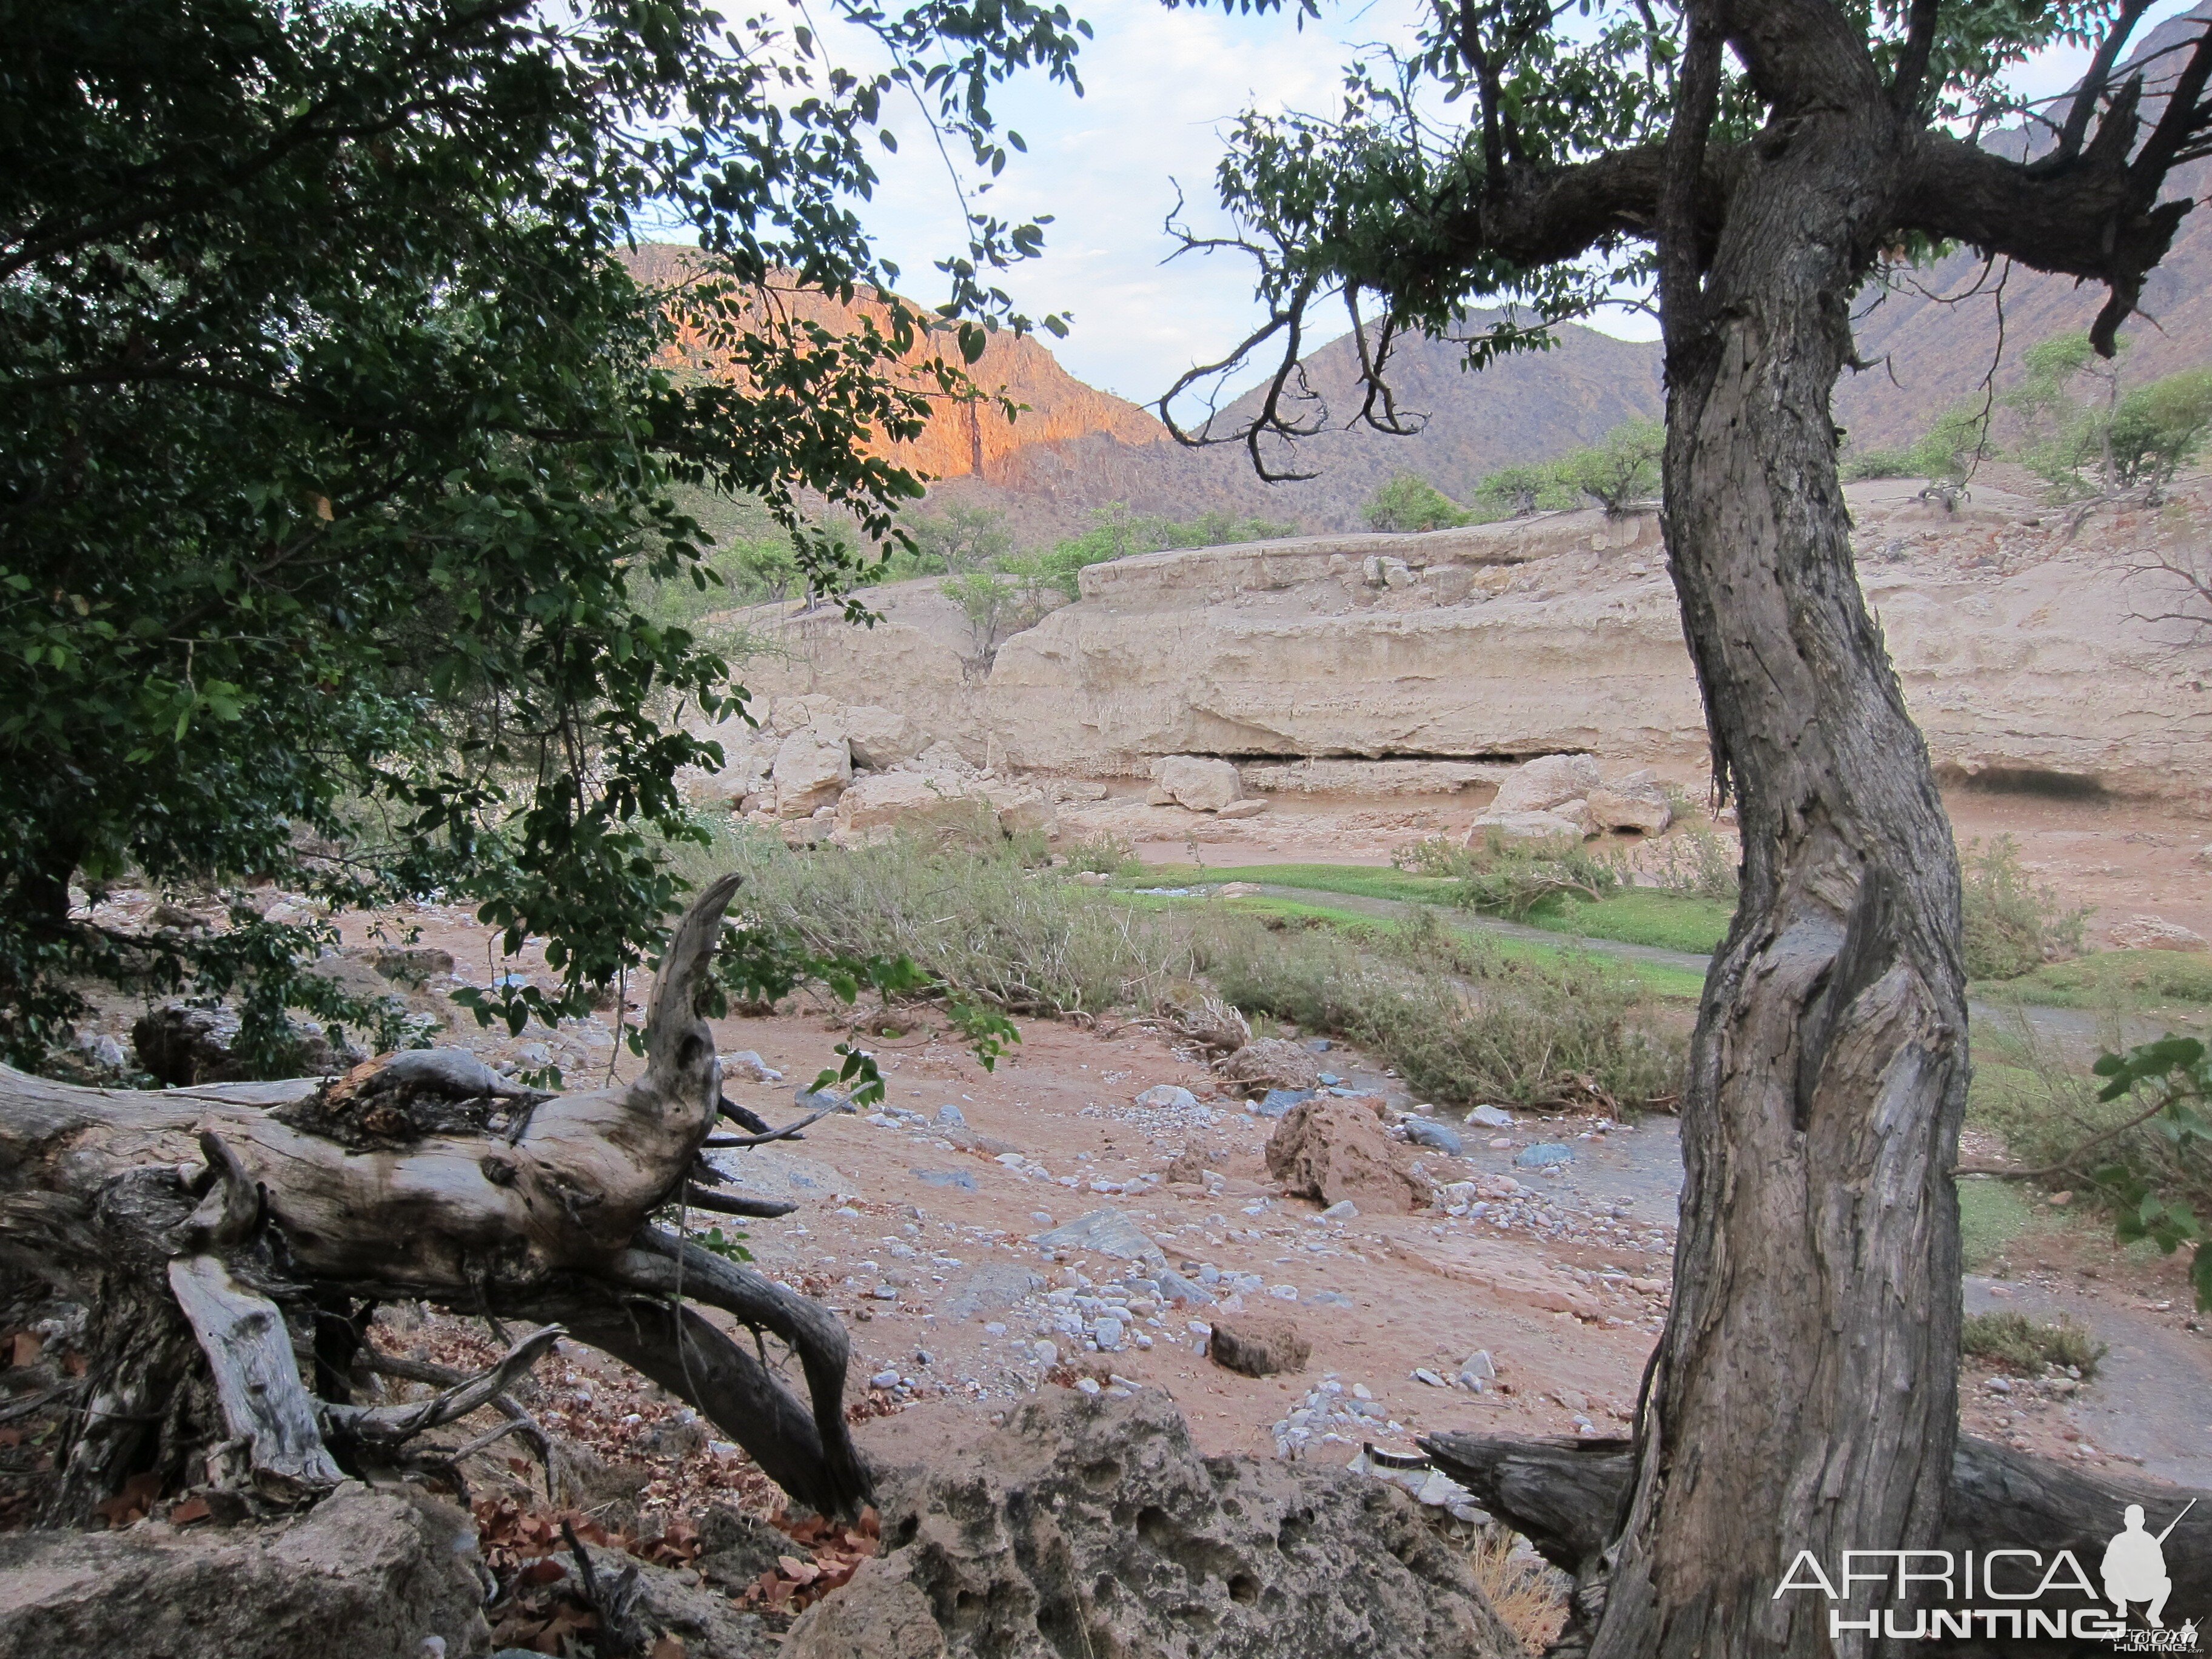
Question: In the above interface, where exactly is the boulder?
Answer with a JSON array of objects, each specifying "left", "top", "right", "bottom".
[
  {"left": 1265, "top": 1099, "right": 1435, "bottom": 1215},
  {"left": 2108, "top": 914, "right": 2209, "bottom": 951},
  {"left": 1463, "top": 807, "right": 1591, "bottom": 844},
  {"left": 772, "top": 728, "right": 852, "bottom": 816},
  {"left": 1207, "top": 1313, "right": 1313, "bottom": 1378},
  {"left": 979, "top": 781, "right": 1057, "bottom": 838},
  {"left": 132, "top": 1001, "right": 362, "bottom": 1086},
  {"left": 904, "top": 740, "right": 979, "bottom": 778},
  {"left": 1587, "top": 768, "right": 1673, "bottom": 834},
  {"left": 0, "top": 1484, "right": 490, "bottom": 1659},
  {"left": 1154, "top": 754, "right": 1245, "bottom": 812},
  {"left": 1218, "top": 1037, "right": 1324, "bottom": 1096},
  {"left": 1216, "top": 799, "right": 1270, "bottom": 820},
  {"left": 835, "top": 703, "right": 925, "bottom": 769},
  {"left": 785, "top": 1390, "right": 1520, "bottom": 1659},
  {"left": 1487, "top": 752, "right": 1602, "bottom": 815},
  {"left": 835, "top": 772, "right": 991, "bottom": 836}
]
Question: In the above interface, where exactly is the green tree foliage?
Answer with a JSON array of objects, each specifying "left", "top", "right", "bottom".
[
  {"left": 2081, "top": 1037, "right": 2212, "bottom": 1310},
  {"left": 2002, "top": 331, "right": 2212, "bottom": 497},
  {"left": 1558, "top": 419, "right": 1664, "bottom": 515},
  {"left": 0, "top": 0, "right": 1083, "bottom": 1064},
  {"left": 933, "top": 503, "right": 1298, "bottom": 655},
  {"left": 1473, "top": 461, "right": 1580, "bottom": 517},
  {"left": 905, "top": 503, "right": 1017, "bottom": 574},
  {"left": 1363, "top": 472, "right": 1472, "bottom": 531}
]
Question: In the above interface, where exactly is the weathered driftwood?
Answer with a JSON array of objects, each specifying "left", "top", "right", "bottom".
[
  {"left": 1425, "top": 1431, "right": 2212, "bottom": 1655},
  {"left": 0, "top": 874, "right": 871, "bottom": 1523}
]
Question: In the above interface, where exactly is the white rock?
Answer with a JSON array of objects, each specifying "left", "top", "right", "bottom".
[
  {"left": 1489, "top": 752, "right": 1602, "bottom": 815},
  {"left": 1320, "top": 1199, "right": 1360, "bottom": 1220},
  {"left": 2109, "top": 914, "right": 2208, "bottom": 952},
  {"left": 1587, "top": 768, "right": 1672, "bottom": 835},
  {"left": 1465, "top": 808, "right": 1591, "bottom": 843},
  {"left": 722, "top": 1050, "right": 784, "bottom": 1083},
  {"left": 1467, "top": 1104, "right": 1515, "bottom": 1128},
  {"left": 771, "top": 728, "right": 851, "bottom": 815},
  {"left": 1216, "top": 799, "right": 1270, "bottom": 820},
  {"left": 1154, "top": 754, "right": 1245, "bottom": 812},
  {"left": 1136, "top": 1084, "right": 1199, "bottom": 1110},
  {"left": 837, "top": 703, "right": 924, "bottom": 768}
]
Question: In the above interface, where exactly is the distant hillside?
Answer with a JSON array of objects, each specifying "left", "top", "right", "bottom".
[
  {"left": 934, "top": 316, "right": 1665, "bottom": 538},
  {"left": 1833, "top": 3, "right": 2212, "bottom": 451},
  {"left": 620, "top": 245, "right": 1167, "bottom": 489},
  {"left": 626, "top": 11, "right": 2212, "bottom": 540}
]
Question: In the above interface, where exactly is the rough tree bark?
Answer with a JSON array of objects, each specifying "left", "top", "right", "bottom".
[
  {"left": 1577, "top": 13, "right": 1972, "bottom": 1655},
  {"left": 1176, "top": 1, "right": 2212, "bottom": 1650},
  {"left": 0, "top": 873, "right": 872, "bottom": 1524}
]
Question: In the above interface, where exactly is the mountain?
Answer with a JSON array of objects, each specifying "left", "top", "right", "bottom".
[
  {"left": 936, "top": 317, "right": 1665, "bottom": 539},
  {"left": 628, "top": 9, "right": 2212, "bottom": 538},
  {"left": 619, "top": 244, "right": 1165, "bottom": 489}
]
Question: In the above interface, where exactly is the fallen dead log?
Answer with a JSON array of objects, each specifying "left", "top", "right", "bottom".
[
  {"left": 1424, "top": 1430, "right": 2212, "bottom": 1654},
  {"left": 0, "top": 873, "right": 871, "bottom": 1526}
]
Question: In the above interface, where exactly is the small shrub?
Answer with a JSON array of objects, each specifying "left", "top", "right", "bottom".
[
  {"left": 1061, "top": 833, "right": 1140, "bottom": 877},
  {"left": 1960, "top": 1311, "right": 2106, "bottom": 1378},
  {"left": 1645, "top": 822, "right": 1741, "bottom": 906},
  {"left": 1198, "top": 907, "right": 1683, "bottom": 1109},
  {"left": 1841, "top": 447, "right": 1917, "bottom": 481},
  {"left": 1961, "top": 836, "right": 2087, "bottom": 980},
  {"left": 1394, "top": 830, "right": 1623, "bottom": 920}
]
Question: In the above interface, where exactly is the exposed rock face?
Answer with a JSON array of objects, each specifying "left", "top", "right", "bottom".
[
  {"left": 1487, "top": 753, "right": 1601, "bottom": 815},
  {"left": 783, "top": 1391, "right": 1521, "bottom": 1659},
  {"left": 0, "top": 1484, "right": 489, "bottom": 1659},
  {"left": 713, "top": 489, "right": 2212, "bottom": 801},
  {"left": 1266, "top": 1100, "right": 1435, "bottom": 1215},
  {"left": 1155, "top": 754, "right": 1245, "bottom": 811},
  {"left": 1216, "top": 1038, "right": 1323, "bottom": 1096}
]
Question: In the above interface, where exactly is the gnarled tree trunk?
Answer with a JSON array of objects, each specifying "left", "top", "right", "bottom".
[
  {"left": 1586, "top": 17, "right": 1971, "bottom": 1655},
  {"left": 0, "top": 874, "right": 872, "bottom": 1525}
]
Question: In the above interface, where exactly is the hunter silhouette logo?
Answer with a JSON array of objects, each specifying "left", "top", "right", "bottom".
[{"left": 2105, "top": 1502, "right": 2194, "bottom": 1631}]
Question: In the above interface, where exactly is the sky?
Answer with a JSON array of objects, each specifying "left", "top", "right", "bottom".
[{"left": 797, "top": 0, "right": 2203, "bottom": 409}]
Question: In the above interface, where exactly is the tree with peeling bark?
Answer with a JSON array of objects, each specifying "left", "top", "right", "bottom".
[
  {"left": 1165, "top": 1, "right": 2212, "bottom": 1652},
  {"left": 0, "top": 875, "right": 881, "bottom": 1526}
]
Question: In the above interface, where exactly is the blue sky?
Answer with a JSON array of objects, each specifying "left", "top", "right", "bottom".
[{"left": 814, "top": 0, "right": 2200, "bottom": 407}]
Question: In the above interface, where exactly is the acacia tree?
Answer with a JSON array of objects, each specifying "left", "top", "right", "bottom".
[{"left": 1167, "top": 2, "right": 2212, "bottom": 1652}]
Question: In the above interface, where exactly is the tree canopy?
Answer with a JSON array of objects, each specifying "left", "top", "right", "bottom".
[{"left": 0, "top": 0, "right": 1084, "bottom": 1067}]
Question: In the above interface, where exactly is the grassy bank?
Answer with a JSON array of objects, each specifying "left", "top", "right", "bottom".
[
  {"left": 1129, "top": 860, "right": 1734, "bottom": 959},
  {"left": 702, "top": 829, "right": 1686, "bottom": 1109}
]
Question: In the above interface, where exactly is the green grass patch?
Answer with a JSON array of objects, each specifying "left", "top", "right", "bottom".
[
  {"left": 1122, "top": 887, "right": 1710, "bottom": 1001},
  {"left": 1972, "top": 948, "right": 2212, "bottom": 1014},
  {"left": 1958, "top": 1179, "right": 2039, "bottom": 1272},
  {"left": 1127, "top": 862, "right": 1462, "bottom": 905},
  {"left": 1130, "top": 860, "right": 1732, "bottom": 961},
  {"left": 1520, "top": 887, "right": 1734, "bottom": 955},
  {"left": 1960, "top": 1310, "right": 2106, "bottom": 1378}
]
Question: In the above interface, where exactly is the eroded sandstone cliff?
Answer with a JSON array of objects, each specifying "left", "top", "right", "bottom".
[{"left": 712, "top": 480, "right": 2212, "bottom": 801}]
